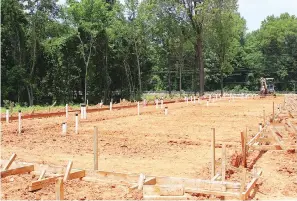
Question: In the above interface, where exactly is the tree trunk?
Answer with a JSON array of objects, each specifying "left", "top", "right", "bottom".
[
  {"left": 179, "top": 63, "right": 182, "bottom": 97},
  {"left": 220, "top": 69, "right": 224, "bottom": 96},
  {"left": 124, "top": 60, "right": 133, "bottom": 100},
  {"left": 168, "top": 55, "right": 172, "bottom": 95},
  {"left": 134, "top": 42, "right": 142, "bottom": 96},
  {"left": 197, "top": 36, "right": 204, "bottom": 96},
  {"left": 26, "top": 85, "right": 34, "bottom": 106}
]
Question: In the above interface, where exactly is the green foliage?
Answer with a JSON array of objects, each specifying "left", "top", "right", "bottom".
[{"left": 1, "top": 0, "right": 297, "bottom": 106}]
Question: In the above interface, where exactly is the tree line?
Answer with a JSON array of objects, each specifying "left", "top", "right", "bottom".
[{"left": 2, "top": 0, "right": 297, "bottom": 106}]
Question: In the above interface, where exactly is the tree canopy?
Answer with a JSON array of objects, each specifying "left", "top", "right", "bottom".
[{"left": 2, "top": 0, "right": 297, "bottom": 106}]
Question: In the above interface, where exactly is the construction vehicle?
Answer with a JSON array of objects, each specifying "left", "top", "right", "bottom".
[{"left": 260, "top": 77, "right": 275, "bottom": 96}]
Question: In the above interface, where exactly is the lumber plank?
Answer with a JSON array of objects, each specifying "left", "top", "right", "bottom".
[
  {"left": 3, "top": 153, "right": 17, "bottom": 171},
  {"left": 185, "top": 187, "right": 240, "bottom": 197},
  {"left": 29, "top": 176, "right": 60, "bottom": 191},
  {"left": 286, "top": 120, "right": 297, "bottom": 133},
  {"left": 255, "top": 137, "right": 275, "bottom": 143},
  {"left": 211, "top": 173, "right": 221, "bottom": 181},
  {"left": 1, "top": 165, "right": 34, "bottom": 178},
  {"left": 247, "top": 131, "right": 262, "bottom": 146},
  {"left": 269, "top": 127, "right": 285, "bottom": 149},
  {"left": 29, "top": 170, "right": 85, "bottom": 191},
  {"left": 97, "top": 171, "right": 139, "bottom": 182},
  {"left": 155, "top": 176, "right": 241, "bottom": 190},
  {"left": 68, "top": 170, "right": 85, "bottom": 180},
  {"left": 242, "top": 170, "right": 262, "bottom": 200},
  {"left": 249, "top": 145, "right": 283, "bottom": 151},
  {"left": 130, "top": 177, "right": 156, "bottom": 190},
  {"left": 143, "top": 194, "right": 189, "bottom": 200},
  {"left": 143, "top": 185, "right": 184, "bottom": 196}
]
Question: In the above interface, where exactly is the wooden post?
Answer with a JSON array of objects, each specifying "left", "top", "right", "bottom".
[
  {"left": 6, "top": 109, "right": 9, "bottom": 123},
  {"left": 164, "top": 106, "right": 168, "bottom": 115},
  {"left": 211, "top": 128, "right": 215, "bottom": 178},
  {"left": 272, "top": 102, "right": 275, "bottom": 122},
  {"left": 263, "top": 110, "right": 266, "bottom": 125},
  {"left": 138, "top": 173, "right": 146, "bottom": 190},
  {"left": 221, "top": 144, "right": 226, "bottom": 182},
  {"left": 65, "top": 104, "right": 68, "bottom": 118},
  {"left": 18, "top": 110, "right": 21, "bottom": 135},
  {"left": 63, "top": 161, "right": 73, "bottom": 182},
  {"left": 75, "top": 113, "right": 79, "bottom": 134},
  {"left": 38, "top": 169, "right": 46, "bottom": 181},
  {"left": 241, "top": 132, "right": 247, "bottom": 168},
  {"left": 94, "top": 126, "right": 98, "bottom": 170},
  {"left": 55, "top": 178, "right": 64, "bottom": 200},
  {"left": 240, "top": 168, "right": 247, "bottom": 199},
  {"left": 62, "top": 123, "right": 67, "bottom": 136},
  {"left": 3, "top": 153, "right": 17, "bottom": 171},
  {"left": 137, "top": 102, "right": 140, "bottom": 115}
]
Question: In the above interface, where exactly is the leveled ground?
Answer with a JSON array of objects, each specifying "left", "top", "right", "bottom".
[{"left": 1, "top": 96, "right": 297, "bottom": 200}]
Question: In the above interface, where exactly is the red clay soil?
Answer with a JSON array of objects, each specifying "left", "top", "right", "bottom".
[
  {"left": 2, "top": 96, "right": 297, "bottom": 200},
  {"left": 1, "top": 97, "right": 213, "bottom": 121}
]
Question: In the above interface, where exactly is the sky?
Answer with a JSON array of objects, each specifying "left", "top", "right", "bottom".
[
  {"left": 58, "top": 0, "right": 297, "bottom": 32},
  {"left": 238, "top": 0, "right": 297, "bottom": 32}
]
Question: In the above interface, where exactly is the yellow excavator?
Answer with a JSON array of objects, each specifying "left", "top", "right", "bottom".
[{"left": 260, "top": 77, "right": 275, "bottom": 96}]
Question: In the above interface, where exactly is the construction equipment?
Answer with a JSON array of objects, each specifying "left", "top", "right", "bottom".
[{"left": 260, "top": 77, "right": 275, "bottom": 96}]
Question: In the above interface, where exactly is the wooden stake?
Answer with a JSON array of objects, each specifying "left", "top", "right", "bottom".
[
  {"left": 221, "top": 144, "right": 226, "bottom": 182},
  {"left": 240, "top": 132, "right": 247, "bottom": 168},
  {"left": 63, "top": 161, "right": 73, "bottom": 182},
  {"left": 18, "top": 110, "right": 21, "bottom": 134},
  {"left": 75, "top": 113, "right": 79, "bottom": 134},
  {"left": 138, "top": 173, "right": 146, "bottom": 190},
  {"left": 65, "top": 104, "right": 68, "bottom": 118},
  {"left": 55, "top": 178, "right": 64, "bottom": 200},
  {"left": 3, "top": 153, "right": 17, "bottom": 171},
  {"left": 6, "top": 109, "right": 9, "bottom": 123},
  {"left": 240, "top": 168, "right": 247, "bottom": 199},
  {"left": 94, "top": 126, "right": 98, "bottom": 170},
  {"left": 272, "top": 102, "right": 275, "bottom": 122},
  {"left": 211, "top": 128, "right": 215, "bottom": 178},
  {"left": 38, "top": 169, "right": 46, "bottom": 181}
]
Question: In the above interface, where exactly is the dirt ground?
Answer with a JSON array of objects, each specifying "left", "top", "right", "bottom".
[{"left": 1, "top": 96, "right": 297, "bottom": 200}]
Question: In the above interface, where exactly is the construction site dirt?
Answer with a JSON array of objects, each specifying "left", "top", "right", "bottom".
[{"left": 1, "top": 96, "right": 297, "bottom": 200}]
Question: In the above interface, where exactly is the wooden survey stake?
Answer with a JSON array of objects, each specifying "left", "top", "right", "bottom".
[{"left": 55, "top": 178, "right": 64, "bottom": 200}]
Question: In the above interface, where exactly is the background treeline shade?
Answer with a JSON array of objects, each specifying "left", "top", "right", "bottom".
[{"left": 1, "top": 0, "right": 297, "bottom": 105}]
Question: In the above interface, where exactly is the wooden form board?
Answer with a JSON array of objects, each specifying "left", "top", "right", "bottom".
[
  {"left": 1, "top": 165, "right": 34, "bottom": 177},
  {"left": 29, "top": 170, "right": 85, "bottom": 191},
  {"left": 143, "top": 194, "right": 190, "bottom": 200},
  {"left": 3, "top": 154, "right": 17, "bottom": 171},
  {"left": 0, "top": 159, "right": 262, "bottom": 200},
  {"left": 155, "top": 176, "right": 241, "bottom": 191},
  {"left": 0, "top": 160, "right": 65, "bottom": 174},
  {"left": 143, "top": 185, "right": 184, "bottom": 196},
  {"left": 248, "top": 123, "right": 296, "bottom": 151}
]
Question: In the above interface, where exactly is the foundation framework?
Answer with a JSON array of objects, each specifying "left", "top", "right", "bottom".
[{"left": 1, "top": 154, "right": 260, "bottom": 200}]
